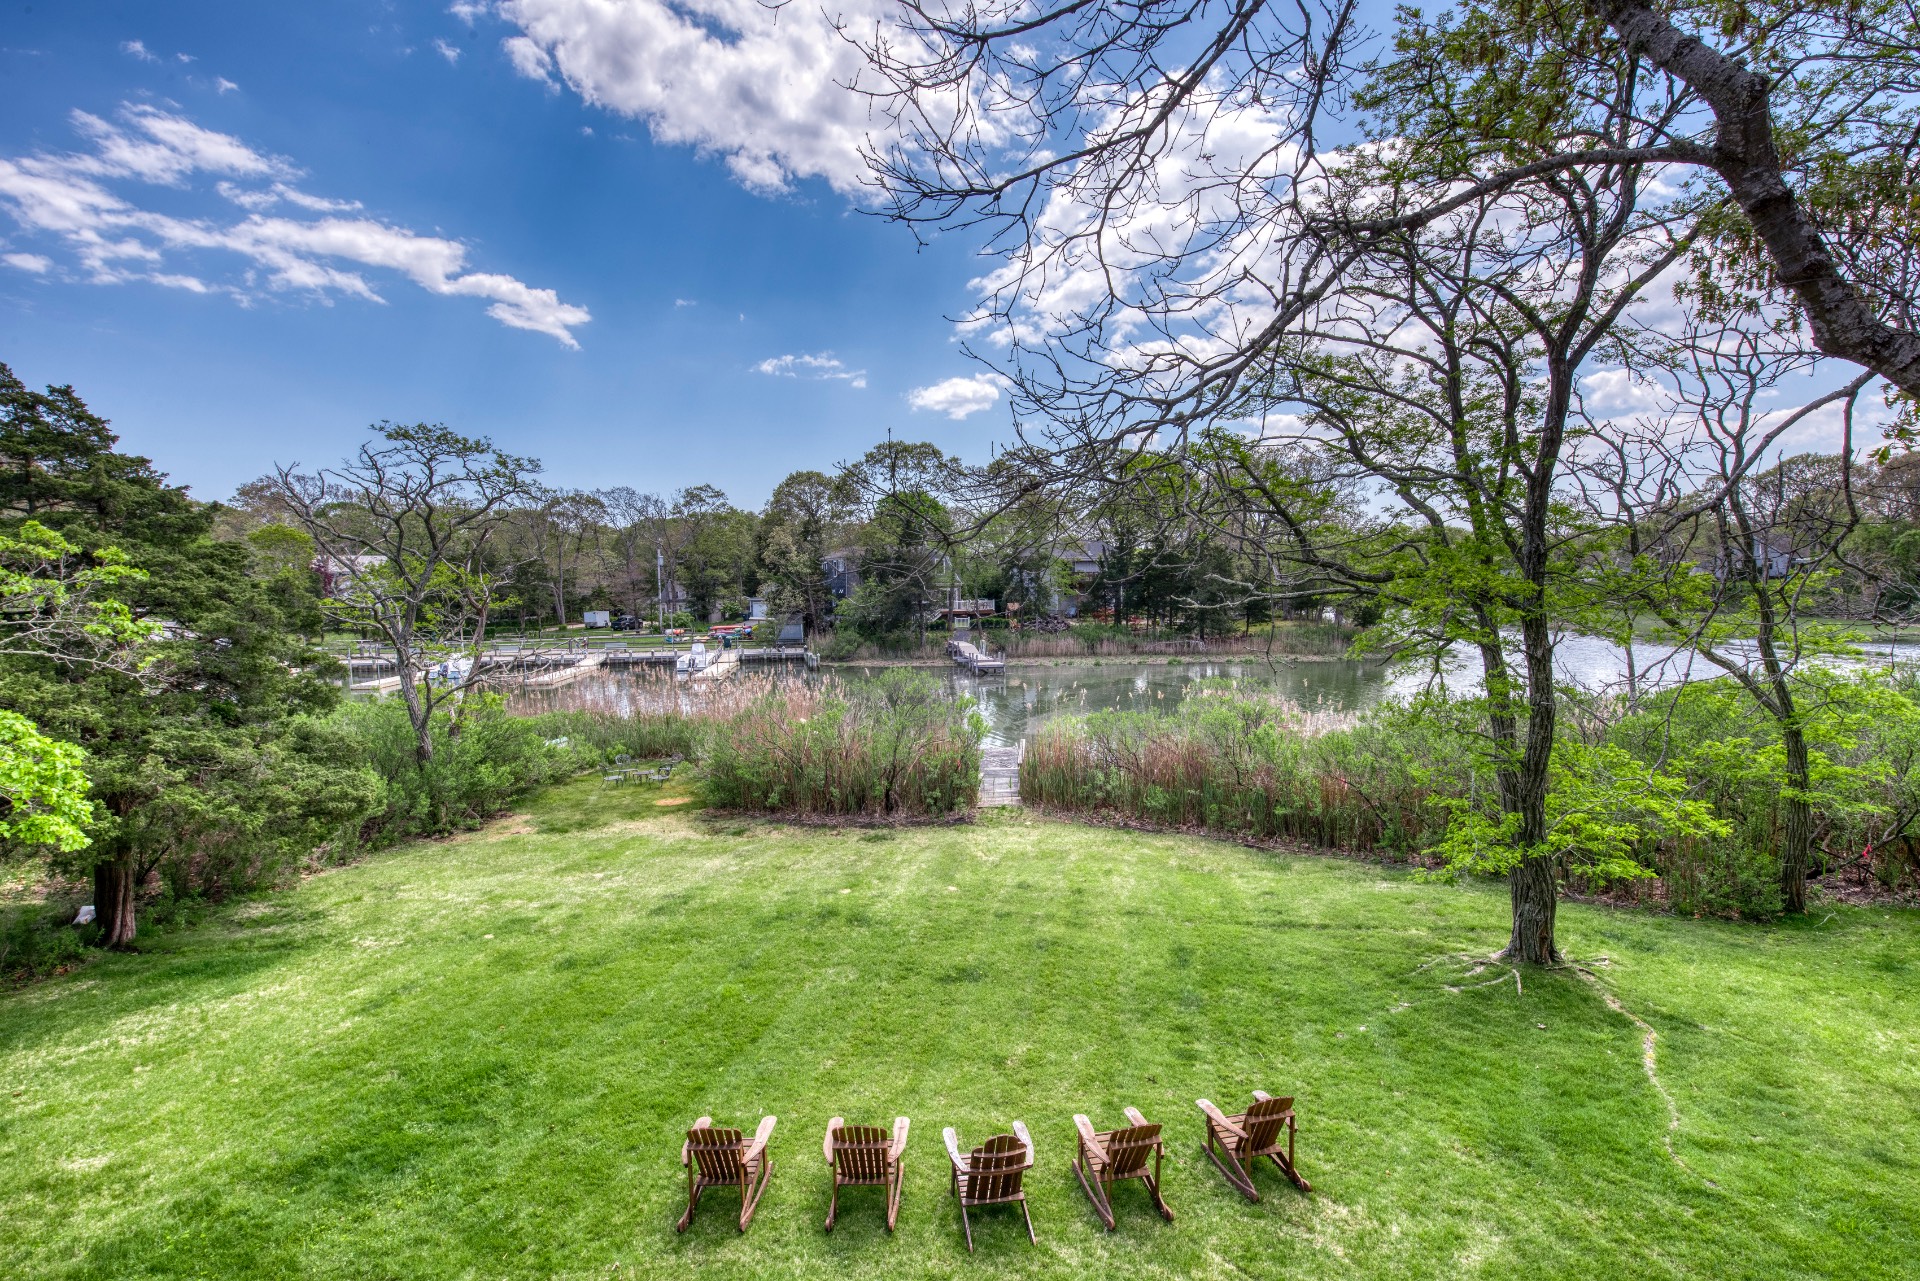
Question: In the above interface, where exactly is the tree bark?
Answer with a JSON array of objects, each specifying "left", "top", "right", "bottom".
[
  {"left": 397, "top": 669, "right": 434, "bottom": 766},
  {"left": 1780, "top": 725, "right": 1813, "bottom": 914},
  {"left": 1590, "top": 0, "right": 1920, "bottom": 395},
  {"left": 92, "top": 857, "right": 137, "bottom": 950}
]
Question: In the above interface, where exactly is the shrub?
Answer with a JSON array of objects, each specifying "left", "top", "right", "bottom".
[{"left": 333, "top": 697, "right": 580, "bottom": 844}]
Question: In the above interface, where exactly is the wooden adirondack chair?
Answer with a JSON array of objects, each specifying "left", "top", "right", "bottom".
[
  {"left": 943, "top": 1121, "right": 1036, "bottom": 1251},
  {"left": 822, "top": 1116, "right": 910, "bottom": 1232},
  {"left": 1072, "top": 1107, "right": 1174, "bottom": 1229},
  {"left": 1196, "top": 1091, "right": 1310, "bottom": 1201},
  {"left": 676, "top": 1115, "right": 776, "bottom": 1233}
]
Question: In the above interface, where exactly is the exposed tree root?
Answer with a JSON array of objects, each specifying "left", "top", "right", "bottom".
[
  {"left": 1404, "top": 951, "right": 1709, "bottom": 1184},
  {"left": 1570, "top": 965, "right": 1703, "bottom": 1180}
]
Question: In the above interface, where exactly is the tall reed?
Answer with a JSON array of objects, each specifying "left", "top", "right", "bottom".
[
  {"left": 1020, "top": 695, "right": 1457, "bottom": 854},
  {"left": 702, "top": 672, "right": 982, "bottom": 818}
]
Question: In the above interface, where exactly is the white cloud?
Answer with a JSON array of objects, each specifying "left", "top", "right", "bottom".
[
  {"left": 215, "top": 77, "right": 239, "bottom": 95},
  {"left": 216, "top": 180, "right": 364, "bottom": 214},
  {"left": 495, "top": 0, "right": 886, "bottom": 194},
  {"left": 449, "top": 1, "right": 492, "bottom": 23},
  {"left": 674, "top": 298, "right": 695, "bottom": 307},
  {"left": 0, "top": 102, "right": 589, "bottom": 346},
  {"left": 756, "top": 352, "right": 867, "bottom": 388},
  {"left": 3, "top": 252, "right": 52, "bottom": 273},
  {"left": 501, "top": 35, "right": 553, "bottom": 84},
  {"left": 176, "top": 52, "right": 195, "bottom": 64},
  {"left": 434, "top": 38, "right": 462, "bottom": 64},
  {"left": 907, "top": 373, "right": 1005, "bottom": 419},
  {"left": 120, "top": 40, "right": 158, "bottom": 63}
]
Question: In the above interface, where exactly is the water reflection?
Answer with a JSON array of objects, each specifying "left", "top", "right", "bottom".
[
  {"left": 502, "top": 635, "right": 1920, "bottom": 748},
  {"left": 502, "top": 657, "right": 1392, "bottom": 748}
]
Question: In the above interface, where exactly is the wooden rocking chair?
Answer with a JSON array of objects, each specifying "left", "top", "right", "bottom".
[
  {"left": 676, "top": 1115, "right": 776, "bottom": 1233},
  {"left": 822, "top": 1116, "right": 910, "bottom": 1232},
  {"left": 1072, "top": 1107, "right": 1174, "bottom": 1229},
  {"left": 944, "top": 1121, "right": 1036, "bottom": 1251},
  {"left": 1197, "top": 1091, "right": 1310, "bottom": 1201}
]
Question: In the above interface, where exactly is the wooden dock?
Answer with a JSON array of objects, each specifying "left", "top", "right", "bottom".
[
  {"left": 948, "top": 638, "right": 1006, "bottom": 674},
  {"left": 977, "top": 743, "right": 1022, "bottom": 807}
]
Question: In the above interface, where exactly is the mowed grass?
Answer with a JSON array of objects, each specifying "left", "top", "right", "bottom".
[{"left": 1, "top": 780, "right": 1915, "bottom": 1280}]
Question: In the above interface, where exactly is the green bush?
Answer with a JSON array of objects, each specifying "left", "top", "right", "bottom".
[{"left": 0, "top": 899, "right": 89, "bottom": 983}]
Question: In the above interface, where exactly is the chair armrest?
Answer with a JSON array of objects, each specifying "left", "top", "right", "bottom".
[
  {"left": 1012, "top": 1120, "right": 1034, "bottom": 1160},
  {"left": 742, "top": 1114, "right": 777, "bottom": 1163},
  {"left": 944, "top": 1127, "right": 966, "bottom": 1170},
  {"left": 824, "top": 1117, "right": 845, "bottom": 1165},
  {"left": 1073, "top": 1114, "right": 1102, "bottom": 1153},
  {"left": 1123, "top": 1106, "right": 1150, "bottom": 1128},
  {"left": 1197, "top": 1099, "right": 1245, "bottom": 1141},
  {"left": 891, "top": 1116, "right": 912, "bottom": 1160},
  {"left": 682, "top": 1116, "right": 713, "bottom": 1166}
]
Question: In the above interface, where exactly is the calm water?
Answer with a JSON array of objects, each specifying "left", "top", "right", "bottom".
[
  {"left": 945, "top": 660, "right": 1384, "bottom": 745},
  {"left": 501, "top": 634, "right": 1920, "bottom": 747},
  {"left": 502, "top": 657, "right": 1393, "bottom": 747}
]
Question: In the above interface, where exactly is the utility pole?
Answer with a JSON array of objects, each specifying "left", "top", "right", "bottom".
[{"left": 656, "top": 545, "right": 666, "bottom": 632}]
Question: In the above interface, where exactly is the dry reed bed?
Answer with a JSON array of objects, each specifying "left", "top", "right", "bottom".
[
  {"left": 701, "top": 674, "right": 982, "bottom": 818},
  {"left": 1019, "top": 695, "right": 1456, "bottom": 854}
]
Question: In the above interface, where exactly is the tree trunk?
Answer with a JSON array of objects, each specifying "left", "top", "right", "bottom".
[
  {"left": 1507, "top": 854, "right": 1559, "bottom": 963},
  {"left": 1506, "top": 610, "right": 1562, "bottom": 963},
  {"left": 397, "top": 668, "right": 434, "bottom": 766},
  {"left": 92, "top": 857, "right": 137, "bottom": 949},
  {"left": 1780, "top": 724, "right": 1813, "bottom": 914}
]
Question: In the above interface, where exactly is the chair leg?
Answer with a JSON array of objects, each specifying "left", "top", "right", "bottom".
[
  {"left": 1073, "top": 1151, "right": 1115, "bottom": 1230},
  {"left": 1276, "top": 1120, "right": 1312, "bottom": 1192},
  {"left": 1148, "top": 1149, "right": 1175, "bottom": 1222},
  {"left": 961, "top": 1205, "right": 974, "bottom": 1252},
  {"left": 739, "top": 1155, "right": 772, "bottom": 1232},
  {"left": 1021, "top": 1195, "right": 1037, "bottom": 1245},
  {"left": 1269, "top": 1150, "right": 1312, "bottom": 1194},
  {"left": 676, "top": 1173, "right": 701, "bottom": 1233},
  {"left": 886, "top": 1163, "right": 903, "bottom": 1232},
  {"left": 825, "top": 1176, "right": 839, "bottom": 1233},
  {"left": 1202, "top": 1134, "right": 1260, "bottom": 1203}
]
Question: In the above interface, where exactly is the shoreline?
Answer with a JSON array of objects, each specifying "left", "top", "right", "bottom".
[{"left": 821, "top": 650, "right": 1360, "bottom": 670}]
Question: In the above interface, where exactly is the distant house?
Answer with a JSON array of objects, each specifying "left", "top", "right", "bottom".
[
  {"left": 1056, "top": 539, "right": 1110, "bottom": 617},
  {"left": 822, "top": 547, "right": 862, "bottom": 599},
  {"left": 1717, "top": 535, "right": 1803, "bottom": 581},
  {"left": 312, "top": 553, "right": 387, "bottom": 597}
]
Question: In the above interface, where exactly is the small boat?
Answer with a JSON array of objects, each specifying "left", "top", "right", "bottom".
[{"left": 675, "top": 641, "right": 714, "bottom": 678}]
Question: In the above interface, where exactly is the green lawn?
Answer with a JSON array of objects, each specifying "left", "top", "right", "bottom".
[{"left": 1, "top": 781, "right": 1915, "bottom": 1280}]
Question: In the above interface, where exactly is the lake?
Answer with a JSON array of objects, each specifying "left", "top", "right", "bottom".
[{"left": 501, "top": 633, "right": 1920, "bottom": 746}]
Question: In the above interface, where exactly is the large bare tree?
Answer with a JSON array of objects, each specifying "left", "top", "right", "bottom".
[{"left": 270, "top": 423, "right": 540, "bottom": 767}]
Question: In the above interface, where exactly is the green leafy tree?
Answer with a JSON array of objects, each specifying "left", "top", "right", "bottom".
[
  {"left": 0, "top": 371, "right": 357, "bottom": 947},
  {"left": 0, "top": 709, "right": 91, "bottom": 853},
  {"left": 758, "top": 469, "right": 855, "bottom": 634}
]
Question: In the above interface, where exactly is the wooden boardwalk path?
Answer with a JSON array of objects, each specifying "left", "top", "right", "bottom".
[{"left": 978, "top": 743, "right": 1023, "bottom": 808}]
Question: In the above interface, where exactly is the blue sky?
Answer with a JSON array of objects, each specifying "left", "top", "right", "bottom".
[{"left": 0, "top": 2, "right": 1004, "bottom": 507}]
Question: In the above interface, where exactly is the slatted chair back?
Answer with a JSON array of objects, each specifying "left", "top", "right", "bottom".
[
  {"left": 1101, "top": 1122, "right": 1162, "bottom": 1177},
  {"left": 961, "top": 1133, "right": 1029, "bottom": 1203},
  {"left": 832, "top": 1125, "right": 893, "bottom": 1183},
  {"left": 1242, "top": 1096, "right": 1294, "bottom": 1151},
  {"left": 688, "top": 1126, "right": 746, "bottom": 1181}
]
